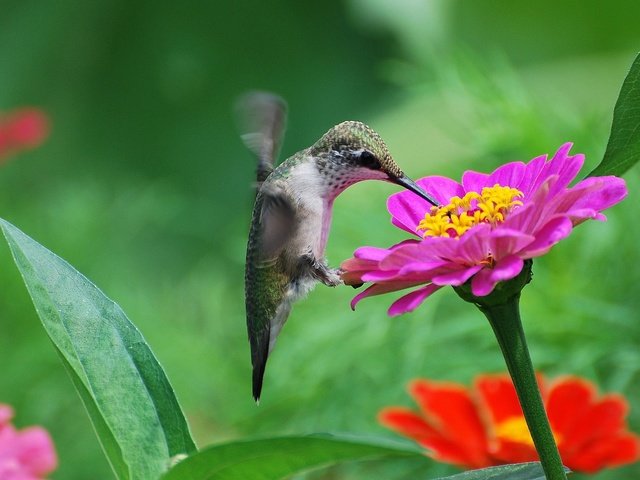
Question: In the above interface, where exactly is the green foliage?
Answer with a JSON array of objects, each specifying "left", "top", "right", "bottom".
[
  {"left": 590, "top": 52, "right": 640, "bottom": 177},
  {"left": 162, "top": 435, "right": 428, "bottom": 480},
  {"left": 435, "top": 462, "right": 569, "bottom": 480},
  {"left": 0, "top": 219, "right": 196, "bottom": 480}
]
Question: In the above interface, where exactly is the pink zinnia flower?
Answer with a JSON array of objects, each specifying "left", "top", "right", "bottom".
[
  {"left": 342, "top": 144, "right": 627, "bottom": 315},
  {"left": 0, "top": 404, "right": 57, "bottom": 479}
]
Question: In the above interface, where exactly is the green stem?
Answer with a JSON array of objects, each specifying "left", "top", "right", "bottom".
[{"left": 478, "top": 295, "right": 567, "bottom": 480}]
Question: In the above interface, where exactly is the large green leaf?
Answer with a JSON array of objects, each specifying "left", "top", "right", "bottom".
[
  {"left": 162, "top": 434, "right": 429, "bottom": 480},
  {"left": 436, "top": 462, "right": 570, "bottom": 480},
  {"left": 589, "top": 52, "right": 640, "bottom": 177},
  {"left": 0, "top": 219, "right": 196, "bottom": 480}
]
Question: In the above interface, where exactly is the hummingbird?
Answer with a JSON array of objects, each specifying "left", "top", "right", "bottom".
[{"left": 238, "top": 92, "right": 438, "bottom": 402}]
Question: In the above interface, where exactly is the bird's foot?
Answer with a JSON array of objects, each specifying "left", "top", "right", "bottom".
[
  {"left": 321, "top": 268, "right": 343, "bottom": 287},
  {"left": 301, "top": 253, "right": 343, "bottom": 287}
]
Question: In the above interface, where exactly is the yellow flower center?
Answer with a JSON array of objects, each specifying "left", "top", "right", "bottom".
[
  {"left": 495, "top": 416, "right": 562, "bottom": 447},
  {"left": 417, "top": 184, "right": 523, "bottom": 238}
]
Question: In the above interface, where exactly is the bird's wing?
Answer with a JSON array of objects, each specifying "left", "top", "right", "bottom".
[
  {"left": 257, "top": 184, "right": 297, "bottom": 261},
  {"left": 235, "top": 91, "right": 288, "bottom": 188},
  {"left": 245, "top": 186, "right": 296, "bottom": 401}
]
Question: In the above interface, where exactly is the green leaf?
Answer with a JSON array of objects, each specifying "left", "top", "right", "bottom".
[
  {"left": 435, "top": 462, "right": 570, "bottom": 480},
  {"left": 589, "top": 52, "right": 640, "bottom": 177},
  {"left": 0, "top": 219, "right": 196, "bottom": 480},
  {"left": 162, "top": 434, "right": 429, "bottom": 480}
]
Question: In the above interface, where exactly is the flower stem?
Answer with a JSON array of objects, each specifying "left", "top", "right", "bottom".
[{"left": 479, "top": 296, "right": 567, "bottom": 479}]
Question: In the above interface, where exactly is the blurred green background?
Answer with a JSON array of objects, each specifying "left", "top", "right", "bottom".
[{"left": 1, "top": 0, "right": 640, "bottom": 478}]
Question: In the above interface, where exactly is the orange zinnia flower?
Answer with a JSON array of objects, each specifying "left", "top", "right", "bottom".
[{"left": 379, "top": 374, "right": 640, "bottom": 473}]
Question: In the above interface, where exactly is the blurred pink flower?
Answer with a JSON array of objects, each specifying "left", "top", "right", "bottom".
[
  {"left": 0, "top": 108, "right": 50, "bottom": 163},
  {"left": 0, "top": 404, "right": 57, "bottom": 480},
  {"left": 341, "top": 144, "right": 627, "bottom": 315}
]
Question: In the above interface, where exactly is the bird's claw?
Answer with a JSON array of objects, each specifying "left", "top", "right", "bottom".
[{"left": 322, "top": 268, "right": 343, "bottom": 287}]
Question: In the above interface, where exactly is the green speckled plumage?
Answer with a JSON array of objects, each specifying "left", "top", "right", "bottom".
[
  {"left": 309, "top": 121, "right": 401, "bottom": 178},
  {"left": 244, "top": 188, "right": 290, "bottom": 394}
]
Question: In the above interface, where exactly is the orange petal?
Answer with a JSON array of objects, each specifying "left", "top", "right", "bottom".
[
  {"left": 489, "top": 438, "right": 539, "bottom": 465},
  {"left": 379, "top": 407, "right": 491, "bottom": 469},
  {"left": 560, "top": 394, "right": 628, "bottom": 456},
  {"left": 378, "top": 407, "right": 440, "bottom": 439},
  {"left": 474, "top": 373, "right": 547, "bottom": 424},
  {"left": 564, "top": 433, "right": 640, "bottom": 473},
  {"left": 474, "top": 374, "right": 523, "bottom": 425},
  {"left": 474, "top": 374, "right": 552, "bottom": 466},
  {"left": 546, "top": 376, "right": 595, "bottom": 442},
  {"left": 409, "top": 379, "right": 490, "bottom": 468}
]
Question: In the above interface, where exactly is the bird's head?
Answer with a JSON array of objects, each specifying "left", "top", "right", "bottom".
[{"left": 310, "top": 121, "right": 438, "bottom": 206}]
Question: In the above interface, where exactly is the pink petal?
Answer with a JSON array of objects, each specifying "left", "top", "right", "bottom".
[
  {"left": 488, "top": 255, "right": 524, "bottom": 283},
  {"left": 0, "top": 423, "right": 57, "bottom": 479},
  {"left": 0, "top": 405, "right": 13, "bottom": 426},
  {"left": 388, "top": 176, "right": 464, "bottom": 235},
  {"left": 417, "top": 176, "right": 466, "bottom": 204},
  {"left": 454, "top": 224, "right": 492, "bottom": 264},
  {"left": 462, "top": 170, "right": 490, "bottom": 193},
  {"left": 521, "top": 144, "right": 581, "bottom": 199},
  {"left": 502, "top": 202, "right": 540, "bottom": 233},
  {"left": 520, "top": 216, "right": 573, "bottom": 257},
  {"left": 379, "top": 244, "right": 433, "bottom": 269},
  {"left": 568, "top": 209, "right": 602, "bottom": 224},
  {"left": 551, "top": 142, "right": 574, "bottom": 162},
  {"left": 362, "top": 262, "right": 448, "bottom": 284},
  {"left": 489, "top": 228, "right": 535, "bottom": 261},
  {"left": 380, "top": 238, "right": 458, "bottom": 269},
  {"left": 535, "top": 143, "right": 575, "bottom": 190},
  {"left": 353, "top": 246, "right": 393, "bottom": 261},
  {"left": 388, "top": 284, "right": 442, "bottom": 316},
  {"left": 350, "top": 281, "right": 425, "bottom": 310},
  {"left": 361, "top": 269, "right": 402, "bottom": 282},
  {"left": 550, "top": 152, "right": 584, "bottom": 196},
  {"left": 13, "top": 427, "right": 57, "bottom": 476},
  {"left": 504, "top": 178, "right": 555, "bottom": 233},
  {"left": 342, "top": 246, "right": 402, "bottom": 285},
  {"left": 341, "top": 257, "right": 376, "bottom": 272},
  {"left": 470, "top": 256, "right": 525, "bottom": 296},
  {"left": 341, "top": 257, "right": 381, "bottom": 285},
  {"left": 431, "top": 265, "right": 483, "bottom": 286},
  {"left": 487, "top": 162, "right": 527, "bottom": 191},
  {"left": 519, "top": 154, "right": 548, "bottom": 195},
  {"left": 568, "top": 176, "right": 627, "bottom": 218},
  {"left": 541, "top": 145, "right": 584, "bottom": 197},
  {"left": 532, "top": 175, "right": 625, "bottom": 229},
  {"left": 470, "top": 268, "right": 496, "bottom": 296},
  {"left": 387, "top": 194, "right": 430, "bottom": 237},
  {"left": 398, "top": 260, "right": 451, "bottom": 276}
]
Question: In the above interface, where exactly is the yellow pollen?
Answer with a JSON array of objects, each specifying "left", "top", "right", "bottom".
[
  {"left": 495, "top": 416, "right": 562, "bottom": 447},
  {"left": 417, "top": 184, "right": 523, "bottom": 239}
]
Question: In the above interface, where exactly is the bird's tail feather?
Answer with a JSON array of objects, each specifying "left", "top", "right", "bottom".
[{"left": 250, "top": 328, "right": 270, "bottom": 403}]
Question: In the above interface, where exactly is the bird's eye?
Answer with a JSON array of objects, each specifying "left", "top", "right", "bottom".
[{"left": 359, "top": 150, "right": 381, "bottom": 170}]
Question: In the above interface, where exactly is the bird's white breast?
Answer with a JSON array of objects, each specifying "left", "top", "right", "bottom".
[{"left": 288, "top": 161, "right": 333, "bottom": 258}]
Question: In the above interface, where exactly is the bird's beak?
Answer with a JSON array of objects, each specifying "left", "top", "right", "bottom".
[{"left": 391, "top": 173, "right": 439, "bottom": 207}]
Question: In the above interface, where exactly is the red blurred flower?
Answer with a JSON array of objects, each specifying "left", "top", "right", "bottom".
[
  {"left": 379, "top": 374, "right": 640, "bottom": 474},
  {"left": 0, "top": 403, "right": 57, "bottom": 479},
  {"left": 0, "top": 108, "right": 49, "bottom": 163}
]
